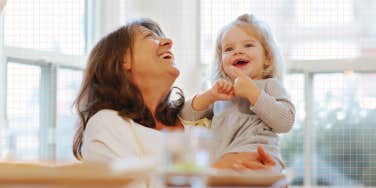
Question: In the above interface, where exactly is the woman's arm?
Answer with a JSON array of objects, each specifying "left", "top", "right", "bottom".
[{"left": 212, "top": 145, "right": 276, "bottom": 171}]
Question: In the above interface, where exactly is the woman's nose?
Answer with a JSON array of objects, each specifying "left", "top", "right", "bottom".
[{"left": 159, "top": 38, "right": 173, "bottom": 48}]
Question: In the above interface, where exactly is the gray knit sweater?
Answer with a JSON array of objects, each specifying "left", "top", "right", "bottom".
[{"left": 180, "top": 78, "right": 295, "bottom": 167}]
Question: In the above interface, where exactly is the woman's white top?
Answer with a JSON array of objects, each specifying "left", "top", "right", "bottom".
[
  {"left": 82, "top": 109, "right": 162, "bottom": 162},
  {"left": 82, "top": 109, "right": 164, "bottom": 188}
]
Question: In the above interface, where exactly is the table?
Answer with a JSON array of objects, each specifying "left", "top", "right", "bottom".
[{"left": 0, "top": 162, "right": 288, "bottom": 188}]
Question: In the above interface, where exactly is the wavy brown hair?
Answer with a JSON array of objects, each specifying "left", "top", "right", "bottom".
[{"left": 73, "top": 18, "right": 184, "bottom": 160}]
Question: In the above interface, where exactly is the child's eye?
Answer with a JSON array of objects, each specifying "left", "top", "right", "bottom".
[
  {"left": 245, "top": 43, "right": 254, "bottom": 48},
  {"left": 224, "top": 47, "right": 233, "bottom": 52}
]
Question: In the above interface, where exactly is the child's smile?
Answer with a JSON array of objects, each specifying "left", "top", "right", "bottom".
[
  {"left": 232, "top": 57, "right": 250, "bottom": 68},
  {"left": 221, "top": 26, "right": 269, "bottom": 80}
]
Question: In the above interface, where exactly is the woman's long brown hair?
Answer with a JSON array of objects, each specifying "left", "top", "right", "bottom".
[{"left": 73, "top": 18, "right": 184, "bottom": 160}]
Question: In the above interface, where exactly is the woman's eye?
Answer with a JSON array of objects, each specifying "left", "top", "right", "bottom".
[{"left": 144, "top": 32, "right": 157, "bottom": 39}]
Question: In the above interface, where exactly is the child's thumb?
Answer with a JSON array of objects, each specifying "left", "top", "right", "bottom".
[{"left": 230, "top": 67, "right": 246, "bottom": 79}]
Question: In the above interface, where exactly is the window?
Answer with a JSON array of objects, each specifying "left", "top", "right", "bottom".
[
  {"left": 289, "top": 0, "right": 360, "bottom": 60},
  {"left": 281, "top": 73, "right": 305, "bottom": 185},
  {"left": 6, "top": 62, "right": 41, "bottom": 160},
  {"left": 56, "top": 68, "right": 82, "bottom": 162},
  {"left": 4, "top": 0, "right": 85, "bottom": 55},
  {"left": 313, "top": 73, "right": 376, "bottom": 186},
  {"left": 2, "top": 0, "right": 86, "bottom": 161}
]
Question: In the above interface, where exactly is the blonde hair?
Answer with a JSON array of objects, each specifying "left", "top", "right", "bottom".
[{"left": 211, "top": 14, "right": 285, "bottom": 83}]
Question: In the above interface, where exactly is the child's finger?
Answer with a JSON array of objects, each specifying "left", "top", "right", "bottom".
[
  {"left": 217, "top": 80, "right": 224, "bottom": 89},
  {"left": 230, "top": 66, "right": 247, "bottom": 79},
  {"left": 214, "top": 80, "right": 224, "bottom": 93},
  {"left": 218, "top": 93, "right": 233, "bottom": 100},
  {"left": 229, "top": 90, "right": 235, "bottom": 96},
  {"left": 223, "top": 81, "right": 233, "bottom": 93}
]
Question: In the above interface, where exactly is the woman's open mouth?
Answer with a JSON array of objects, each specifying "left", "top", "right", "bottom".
[{"left": 160, "top": 51, "right": 174, "bottom": 60}]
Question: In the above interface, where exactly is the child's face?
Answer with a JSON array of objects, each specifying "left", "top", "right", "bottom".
[{"left": 221, "top": 26, "right": 269, "bottom": 80}]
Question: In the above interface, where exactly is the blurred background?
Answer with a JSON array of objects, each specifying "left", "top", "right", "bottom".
[{"left": 0, "top": 0, "right": 375, "bottom": 187}]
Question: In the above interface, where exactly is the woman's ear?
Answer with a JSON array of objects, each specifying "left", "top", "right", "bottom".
[
  {"left": 123, "top": 53, "right": 132, "bottom": 71},
  {"left": 123, "top": 61, "right": 131, "bottom": 71}
]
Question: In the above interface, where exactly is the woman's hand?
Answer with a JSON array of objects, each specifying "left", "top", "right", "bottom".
[{"left": 212, "top": 145, "right": 276, "bottom": 171}]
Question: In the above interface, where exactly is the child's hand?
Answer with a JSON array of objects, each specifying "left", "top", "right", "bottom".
[
  {"left": 209, "top": 79, "right": 234, "bottom": 101},
  {"left": 191, "top": 79, "right": 234, "bottom": 111},
  {"left": 231, "top": 67, "right": 261, "bottom": 105}
]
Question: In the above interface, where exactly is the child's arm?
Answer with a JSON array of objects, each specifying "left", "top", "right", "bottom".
[
  {"left": 252, "top": 80, "right": 295, "bottom": 133},
  {"left": 232, "top": 67, "right": 295, "bottom": 133},
  {"left": 180, "top": 79, "right": 234, "bottom": 121},
  {"left": 192, "top": 79, "right": 234, "bottom": 110}
]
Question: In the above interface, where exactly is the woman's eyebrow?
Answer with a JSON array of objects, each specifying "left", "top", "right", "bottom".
[
  {"left": 140, "top": 29, "right": 150, "bottom": 35},
  {"left": 141, "top": 30, "right": 157, "bottom": 38},
  {"left": 138, "top": 27, "right": 151, "bottom": 35}
]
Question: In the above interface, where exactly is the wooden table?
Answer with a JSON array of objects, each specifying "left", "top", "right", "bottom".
[{"left": 0, "top": 162, "right": 287, "bottom": 188}]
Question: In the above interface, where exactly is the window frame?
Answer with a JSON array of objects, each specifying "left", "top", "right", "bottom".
[
  {"left": 0, "top": 0, "right": 123, "bottom": 161},
  {"left": 5, "top": 58, "right": 54, "bottom": 160},
  {"left": 288, "top": 59, "right": 376, "bottom": 187},
  {"left": 0, "top": 0, "right": 90, "bottom": 161}
]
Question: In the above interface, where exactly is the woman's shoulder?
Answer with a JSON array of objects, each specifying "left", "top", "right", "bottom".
[
  {"left": 87, "top": 109, "right": 158, "bottom": 134},
  {"left": 90, "top": 109, "right": 133, "bottom": 121},
  {"left": 87, "top": 109, "right": 133, "bottom": 131},
  {"left": 91, "top": 109, "right": 120, "bottom": 117}
]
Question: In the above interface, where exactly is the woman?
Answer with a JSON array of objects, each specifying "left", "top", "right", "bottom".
[{"left": 73, "top": 18, "right": 276, "bottom": 173}]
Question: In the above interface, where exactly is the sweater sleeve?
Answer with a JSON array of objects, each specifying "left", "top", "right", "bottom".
[
  {"left": 82, "top": 110, "right": 142, "bottom": 163},
  {"left": 250, "top": 79, "right": 296, "bottom": 133},
  {"left": 179, "top": 96, "right": 213, "bottom": 121}
]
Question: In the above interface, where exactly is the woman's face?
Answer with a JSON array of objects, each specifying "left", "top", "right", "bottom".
[{"left": 125, "top": 26, "right": 179, "bottom": 82}]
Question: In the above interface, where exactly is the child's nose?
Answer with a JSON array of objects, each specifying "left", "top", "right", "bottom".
[{"left": 233, "top": 48, "right": 245, "bottom": 55}]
